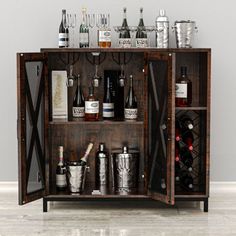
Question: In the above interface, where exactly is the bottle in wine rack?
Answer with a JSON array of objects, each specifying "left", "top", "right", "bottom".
[
  {"left": 175, "top": 66, "right": 192, "bottom": 107},
  {"left": 182, "top": 130, "right": 194, "bottom": 151},
  {"left": 180, "top": 147, "right": 193, "bottom": 172},
  {"left": 180, "top": 115, "right": 194, "bottom": 130},
  {"left": 124, "top": 75, "right": 138, "bottom": 121},
  {"left": 79, "top": 7, "right": 89, "bottom": 48},
  {"left": 56, "top": 146, "right": 67, "bottom": 191},
  {"left": 73, "top": 75, "right": 85, "bottom": 119},
  {"left": 58, "top": 9, "right": 69, "bottom": 48},
  {"left": 85, "top": 86, "right": 99, "bottom": 121},
  {"left": 119, "top": 7, "right": 131, "bottom": 48},
  {"left": 175, "top": 161, "right": 181, "bottom": 182},
  {"left": 175, "top": 141, "right": 180, "bottom": 162},
  {"left": 135, "top": 7, "right": 148, "bottom": 48},
  {"left": 180, "top": 171, "right": 194, "bottom": 190},
  {"left": 175, "top": 119, "right": 182, "bottom": 142},
  {"left": 103, "top": 77, "right": 114, "bottom": 120}
]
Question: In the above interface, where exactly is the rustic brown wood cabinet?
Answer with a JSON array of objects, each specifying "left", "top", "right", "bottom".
[{"left": 17, "top": 48, "right": 211, "bottom": 212}]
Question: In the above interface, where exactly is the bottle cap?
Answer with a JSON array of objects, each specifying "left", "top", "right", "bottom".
[
  {"left": 99, "top": 143, "right": 105, "bottom": 151},
  {"left": 122, "top": 146, "right": 128, "bottom": 153}
]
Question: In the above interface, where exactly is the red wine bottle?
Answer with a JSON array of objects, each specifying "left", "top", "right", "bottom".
[
  {"left": 180, "top": 171, "right": 194, "bottom": 190},
  {"left": 175, "top": 141, "right": 180, "bottom": 162},
  {"left": 175, "top": 161, "right": 181, "bottom": 182},
  {"left": 180, "top": 115, "right": 194, "bottom": 130},
  {"left": 182, "top": 130, "right": 194, "bottom": 151},
  {"left": 180, "top": 147, "right": 193, "bottom": 171},
  {"left": 175, "top": 120, "right": 182, "bottom": 142},
  {"left": 58, "top": 9, "right": 69, "bottom": 48}
]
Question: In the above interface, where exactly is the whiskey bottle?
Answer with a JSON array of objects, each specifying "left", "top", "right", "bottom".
[
  {"left": 58, "top": 9, "right": 69, "bottom": 48},
  {"left": 85, "top": 86, "right": 99, "bottom": 121},
  {"left": 125, "top": 75, "right": 138, "bottom": 121},
  {"left": 79, "top": 8, "right": 89, "bottom": 48},
  {"left": 72, "top": 75, "right": 85, "bottom": 119},
  {"left": 98, "top": 14, "right": 111, "bottom": 48},
  {"left": 103, "top": 77, "right": 114, "bottom": 120},
  {"left": 175, "top": 66, "right": 192, "bottom": 107},
  {"left": 119, "top": 7, "right": 131, "bottom": 48},
  {"left": 56, "top": 146, "right": 67, "bottom": 191},
  {"left": 135, "top": 7, "right": 148, "bottom": 48}
]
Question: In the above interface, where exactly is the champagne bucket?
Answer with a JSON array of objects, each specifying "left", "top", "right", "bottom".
[
  {"left": 173, "top": 20, "right": 198, "bottom": 48},
  {"left": 111, "top": 147, "right": 139, "bottom": 194},
  {"left": 67, "top": 162, "right": 87, "bottom": 193}
]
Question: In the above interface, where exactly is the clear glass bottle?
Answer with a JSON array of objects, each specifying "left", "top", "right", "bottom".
[
  {"left": 58, "top": 9, "right": 69, "bottom": 48},
  {"left": 79, "top": 8, "right": 89, "bottom": 48},
  {"left": 135, "top": 7, "right": 148, "bottom": 48},
  {"left": 85, "top": 86, "right": 99, "bottom": 121},
  {"left": 119, "top": 7, "right": 131, "bottom": 48},
  {"left": 72, "top": 75, "right": 85, "bottom": 119},
  {"left": 56, "top": 146, "right": 67, "bottom": 191},
  {"left": 175, "top": 66, "right": 192, "bottom": 107},
  {"left": 98, "top": 14, "right": 111, "bottom": 48},
  {"left": 124, "top": 75, "right": 138, "bottom": 121}
]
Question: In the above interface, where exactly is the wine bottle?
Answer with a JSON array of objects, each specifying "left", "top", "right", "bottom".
[
  {"left": 119, "top": 7, "right": 131, "bottom": 48},
  {"left": 175, "top": 66, "right": 192, "bottom": 107},
  {"left": 125, "top": 75, "right": 138, "bottom": 121},
  {"left": 175, "top": 141, "right": 180, "bottom": 162},
  {"left": 95, "top": 143, "right": 109, "bottom": 188},
  {"left": 79, "top": 8, "right": 89, "bottom": 48},
  {"left": 135, "top": 7, "right": 148, "bottom": 48},
  {"left": 56, "top": 146, "right": 67, "bottom": 191},
  {"left": 175, "top": 161, "right": 181, "bottom": 182},
  {"left": 182, "top": 130, "right": 194, "bottom": 151},
  {"left": 85, "top": 86, "right": 99, "bottom": 121},
  {"left": 72, "top": 75, "right": 85, "bottom": 119},
  {"left": 180, "top": 115, "right": 194, "bottom": 130},
  {"left": 58, "top": 9, "right": 69, "bottom": 48},
  {"left": 180, "top": 147, "right": 193, "bottom": 171},
  {"left": 180, "top": 171, "right": 194, "bottom": 190},
  {"left": 175, "top": 119, "right": 182, "bottom": 142},
  {"left": 103, "top": 77, "right": 114, "bottom": 120},
  {"left": 80, "top": 142, "right": 94, "bottom": 166}
]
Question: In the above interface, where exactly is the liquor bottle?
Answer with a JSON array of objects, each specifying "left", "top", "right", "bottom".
[
  {"left": 175, "top": 161, "right": 181, "bottom": 182},
  {"left": 135, "top": 7, "right": 148, "bottom": 48},
  {"left": 56, "top": 146, "right": 67, "bottom": 191},
  {"left": 98, "top": 14, "right": 112, "bottom": 48},
  {"left": 175, "top": 119, "right": 182, "bottom": 142},
  {"left": 79, "top": 7, "right": 89, "bottom": 48},
  {"left": 180, "top": 147, "right": 193, "bottom": 172},
  {"left": 58, "top": 9, "right": 69, "bottom": 48},
  {"left": 85, "top": 86, "right": 99, "bottom": 121},
  {"left": 119, "top": 7, "right": 131, "bottom": 48},
  {"left": 182, "top": 130, "right": 194, "bottom": 151},
  {"left": 180, "top": 171, "right": 194, "bottom": 190},
  {"left": 72, "top": 75, "right": 85, "bottom": 119},
  {"left": 125, "top": 75, "right": 138, "bottom": 121},
  {"left": 175, "top": 66, "right": 192, "bottom": 107},
  {"left": 95, "top": 143, "right": 109, "bottom": 189},
  {"left": 80, "top": 142, "right": 94, "bottom": 166},
  {"left": 175, "top": 141, "right": 180, "bottom": 162},
  {"left": 103, "top": 77, "right": 114, "bottom": 120},
  {"left": 180, "top": 115, "right": 194, "bottom": 130}
]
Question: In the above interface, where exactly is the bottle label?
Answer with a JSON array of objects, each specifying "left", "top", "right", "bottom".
[
  {"left": 56, "top": 174, "right": 67, "bottom": 187},
  {"left": 59, "top": 33, "right": 67, "bottom": 47},
  {"left": 85, "top": 101, "right": 99, "bottom": 114},
  {"left": 135, "top": 38, "right": 148, "bottom": 48},
  {"left": 118, "top": 38, "right": 132, "bottom": 48},
  {"left": 80, "top": 32, "right": 89, "bottom": 44},
  {"left": 103, "top": 103, "right": 114, "bottom": 118},
  {"left": 175, "top": 83, "right": 187, "bottom": 98},
  {"left": 73, "top": 106, "right": 85, "bottom": 118},
  {"left": 99, "top": 30, "right": 111, "bottom": 42},
  {"left": 125, "top": 108, "right": 138, "bottom": 120}
]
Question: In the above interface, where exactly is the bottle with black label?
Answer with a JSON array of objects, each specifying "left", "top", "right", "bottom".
[
  {"left": 119, "top": 7, "right": 131, "bottom": 48},
  {"left": 73, "top": 75, "right": 85, "bottom": 119},
  {"left": 85, "top": 86, "right": 99, "bottom": 121},
  {"left": 125, "top": 75, "right": 138, "bottom": 121},
  {"left": 103, "top": 77, "right": 114, "bottom": 120},
  {"left": 135, "top": 7, "right": 148, "bottom": 48},
  {"left": 79, "top": 8, "right": 89, "bottom": 48},
  {"left": 58, "top": 9, "right": 69, "bottom": 48},
  {"left": 95, "top": 143, "right": 109, "bottom": 189},
  {"left": 56, "top": 146, "right": 67, "bottom": 191}
]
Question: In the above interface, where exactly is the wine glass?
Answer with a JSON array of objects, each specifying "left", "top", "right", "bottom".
[
  {"left": 87, "top": 14, "right": 95, "bottom": 47},
  {"left": 63, "top": 14, "right": 70, "bottom": 47},
  {"left": 69, "top": 14, "right": 76, "bottom": 48}
]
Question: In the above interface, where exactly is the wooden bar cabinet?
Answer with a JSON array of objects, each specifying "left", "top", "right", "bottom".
[{"left": 17, "top": 48, "right": 211, "bottom": 212}]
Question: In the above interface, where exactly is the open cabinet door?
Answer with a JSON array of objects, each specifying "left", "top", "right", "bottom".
[
  {"left": 17, "top": 53, "right": 48, "bottom": 205},
  {"left": 146, "top": 52, "right": 175, "bottom": 205}
]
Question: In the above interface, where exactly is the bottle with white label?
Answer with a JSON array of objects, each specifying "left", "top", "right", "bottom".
[
  {"left": 103, "top": 77, "right": 114, "bottom": 120},
  {"left": 56, "top": 146, "right": 67, "bottom": 191},
  {"left": 119, "top": 7, "right": 131, "bottom": 48},
  {"left": 79, "top": 8, "right": 89, "bottom": 48},
  {"left": 73, "top": 75, "right": 85, "bottom": 119},
  {"left": 85, "top": 86, "right": 99, "bottom": 121},
  {"left": 125, "top": 75, "right": 138, "bottom": 121},
  {"left": 175, "top": 66, "right": 192, "bottom": 107},
  {"left": 98, "top": 14, "right": 111, "bottom": 48},
  {"left": 58, "top": 9, "right": 69, "bottom": 48}
]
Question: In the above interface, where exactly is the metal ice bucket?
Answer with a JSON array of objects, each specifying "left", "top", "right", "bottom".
[
  {"left": 111, "top": 146, "right": 139, "bottom": 194},
  {"left": 67, "top": 161, "right": 87, "bottom": 193},
  {"left": 173, "top": 20, "right": 198, "bottom": 48}
]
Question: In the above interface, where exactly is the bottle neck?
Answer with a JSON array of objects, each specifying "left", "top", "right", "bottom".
[
  {"left": 81, "top": 143, "right": 93, "bottom": 163},
  {"left": 82, "top": 9, "right": 86, "bottom": 25},
  {"left": 139, "top": 8, "right": 144, "bottom": 26},
  {"left": 77, "top": 76, "right": 81, "bottom": 87},
  {"left": 89, "top": 86, "right": 94, "bottom": 96},
  {"left": 99, "top": 143, "right": 105, "bottom": 152},
  {"left": 129, "top": 76, "right": 133, "bottom": 88},
  {"left": 58, "top": 146, "right": 64, "bottom": 165}
]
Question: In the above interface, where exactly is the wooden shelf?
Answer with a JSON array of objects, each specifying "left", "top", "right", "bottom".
[{"left": 175, "top": 106, "right": 207, "bottom": 111}]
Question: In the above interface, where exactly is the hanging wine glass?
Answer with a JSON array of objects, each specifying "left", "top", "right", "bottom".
[
  {"left": 87, "top": 14, "right": 95, "bottom": 47},
  {"left": 69, "top": 14, "right": 76, "bottom": 48}
]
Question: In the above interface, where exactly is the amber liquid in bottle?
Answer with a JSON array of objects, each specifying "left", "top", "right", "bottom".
[
  {"left": 85, "top": 86, "right": 99, "bottom": 121},
  {"left": 175, "top": 66, "right": 192, "bottom": 107}
]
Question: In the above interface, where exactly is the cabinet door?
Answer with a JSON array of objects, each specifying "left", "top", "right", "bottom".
[
  {"left": 146, "top": 52, "right": 175, "bottom": 205},
  {"left": 17, "top": 53, "right": 48, "bottom": 205}
]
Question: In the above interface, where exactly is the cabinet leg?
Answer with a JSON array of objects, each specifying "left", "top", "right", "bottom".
[
  {"left": 43, "top": 198, "right": 48, "bottom": 212},
  {"left": 204, "top": 199, "right": 208, "bottom": 212}
]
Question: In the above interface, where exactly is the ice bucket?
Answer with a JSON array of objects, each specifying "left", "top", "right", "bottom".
[
  {"left": 173, "top": 20, "right": 197, "bottom": 48},
  {"left": 111, "top": 146, "right": 139, "bottom": 194}
]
